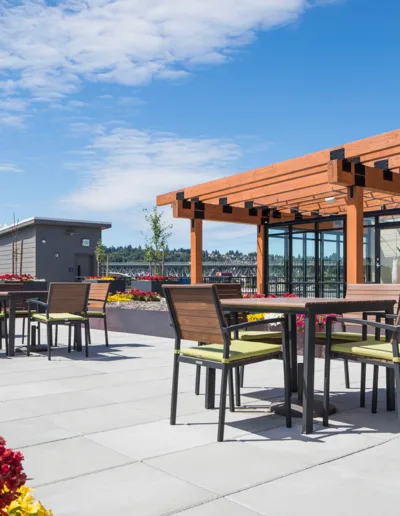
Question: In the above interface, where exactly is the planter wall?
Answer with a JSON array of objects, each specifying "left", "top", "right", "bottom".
[
  {"left": 0, "top": 281, "right": 48, "bottom": 291},
  {"left": 131, "top": 280, "right": 177, "bottom": 297},
  {"left": 84, "top": 279, "right": 126, "bottom": 295},
  {"left": 90, "top": 306, "right": 174, "bottom": 338}
]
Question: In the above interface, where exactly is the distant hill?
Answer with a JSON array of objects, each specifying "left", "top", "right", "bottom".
[{"left": 105, "top": 245, "right": 256, "bottom": 263}]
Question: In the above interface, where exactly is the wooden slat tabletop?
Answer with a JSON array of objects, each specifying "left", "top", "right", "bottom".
[{"left": 221, "top": 297, "right": 396, "bottom": 313}]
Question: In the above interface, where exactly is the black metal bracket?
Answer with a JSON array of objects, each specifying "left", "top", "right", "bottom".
[
  {"left": 290, "top": 207, "right": 299, "bottom": 214},
  {"left": 248, "top": 208, "right": 258, "bottom": 217},
  {"left": 176, "top": 191, "right": 185, "bottom": 201},
  {"left": 245, "top": 201, "right": 254, "bottom": 209},
  {"left": 272, "top": 209, "right": 281, "bottom": 219},
  {"left": 219, "top": 197, "right": 228, "bottom": 205},
  {"left": 191, "top": 197, "right": 200, "bottom": 203},
  {"left": 182, "top": 200, "right": 191, "bottom": 210},
  {"left": 310, "top": 210, "right": 319, "bottom": 217},
  {"left": 375, "top": 159, "right": 389, "bottom": 170},
  {"left": 295, "top": 212, "right": 303, "bottom": 221},
  {"left": 354, "top": 163, "right": 366, "bottom": 187},
  {"left": 194, "top": 201, "right": 205, "bottom": 219},
  {"left": 222, "top": 205, "right": 233, "bottom": 214},
  {"left": 330, "top": 148, "right": 345, "bottom": 161}
]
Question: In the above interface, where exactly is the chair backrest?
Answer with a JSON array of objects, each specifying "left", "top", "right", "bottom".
[
  {"left": 213, "top": 283, "right": 242, "bottom": 299},
  {"left": 0, "top": 283, "right": 25, "bottom": 309},
  {"left": 164, "top": 284, "right": 226, "bottom": 344},
  {"left": 345, "top": 284, "right": 400, "bottom": 319},
  {"left": 47, "top": 282, "right": 90, "bottom": 314},
  {"left": 87, "top": 282, "right": 110, "bottom": 311}
]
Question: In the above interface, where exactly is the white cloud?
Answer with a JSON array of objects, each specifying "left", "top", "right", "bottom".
[
  {"left": 0, "top": 114, "right": 25, "bottom": 128},
  {"left": 0, "top": 0, "right": 331, "bottom": 99},
  {"left": 63, "top": 125, "right": 242, "bottom": 211},
  {"left": 0, "top": 163, "right": 23, "bottom": 173}
]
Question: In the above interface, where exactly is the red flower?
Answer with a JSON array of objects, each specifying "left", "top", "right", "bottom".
[{"left": 0, "top": 437, "right": 27, "bottom": 512}]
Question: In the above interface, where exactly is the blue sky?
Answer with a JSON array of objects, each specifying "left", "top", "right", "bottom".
[{"left": 0, "top": 0, "right": 400, "bottom": 253}]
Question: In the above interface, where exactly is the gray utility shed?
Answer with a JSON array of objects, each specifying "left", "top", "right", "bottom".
[{"left": 0, "top": 217, "right": 111, "bottom": 282}]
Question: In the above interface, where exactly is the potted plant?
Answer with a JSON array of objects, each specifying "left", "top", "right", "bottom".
[
  {"left": 83, "top": 275, "right": 126, "bottom": 295},
  {"left": 0, "top": 274, "right": 47, "bottom": 291},
  {"left": 131, "top": 274, "right": 178, "bottom": 296}
]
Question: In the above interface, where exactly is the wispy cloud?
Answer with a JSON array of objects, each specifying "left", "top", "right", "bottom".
[
  {"left": 0, "top": 114, "right": 25, "bottom": 128},
  {"left": 63, "top": 125, "right": 243, "bottom": 211},
  {"left": 0, "top": 163, "right": 23, "bottom": 173},
  {"left": 0, "top": 0, "right": 331, "bottom": 100}
]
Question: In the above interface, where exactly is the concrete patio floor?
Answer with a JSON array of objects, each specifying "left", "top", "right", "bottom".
[{"left": 0, "top": 322, "right": 399, "bottom": 515}]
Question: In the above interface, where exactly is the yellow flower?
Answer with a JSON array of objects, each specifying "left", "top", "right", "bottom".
[
  {"left": 6, "top": 485, "right": 54, "bottom": 516},
  {"left": 247, "top": 313, "right": 265, "bottom": 322}
]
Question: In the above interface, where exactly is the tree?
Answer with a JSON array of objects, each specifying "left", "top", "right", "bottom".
[
  {"left": 142, "top": 207, "right": 173, "bottom": 275},
  {"left": 94, "top": 240, "right": 107, "bottom": 276}
]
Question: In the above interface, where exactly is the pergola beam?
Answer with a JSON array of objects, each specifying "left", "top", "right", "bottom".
[
  {"left": 157, "top": 129, "right": 400, "bottom": 206},
  {"left": 328, "top": 159, "right": 400, "bottom": 196}
]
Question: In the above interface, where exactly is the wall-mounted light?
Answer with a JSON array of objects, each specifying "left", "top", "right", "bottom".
[
  {"left": 41, "top": 239, "right": 46, "bottom": 244},
  {"left": 54, "top": 253, "right": 59, "bottom": 258},
  {"left": 324, "top": 196, "right": 336, "bottom": 203},
  {"left": 65, "top": 230, "right": 77, "bottom": 236}
]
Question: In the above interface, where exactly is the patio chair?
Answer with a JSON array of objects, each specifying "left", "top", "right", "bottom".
[
  {"left": 323, "top": 314, "right": 400, "bottom": 425},
  {"left": 315, "top": 284, "right": 400, "bottom": 389},
  {"left": 27, "top": 282, "right": 90, "bottom": 360},
  {"left": 85, "top": 282, "right": 110, "bottom": 347},
  {"left": 164, "top": 284, "right": 292, "bottom": 442},
  {"left": 0, "top": 283, "right": 33, "bottom": 353},
  {"left": 193, "top": 283, "right": 282, "bottom": 397}
]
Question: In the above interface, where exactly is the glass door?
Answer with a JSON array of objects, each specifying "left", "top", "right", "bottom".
[{"left": 379, "top": 227, "right": 400, "bottom": 283}]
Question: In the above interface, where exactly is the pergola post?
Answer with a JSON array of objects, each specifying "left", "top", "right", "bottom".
[
  {"left": 346, "top": 186, "right": 364, "bottom": 284},
  {"left": 190, "top": 219, "right": 203, "bottom": 284},
  {"left": 257, "top": 224, "right": 266, "bottom": 294}
]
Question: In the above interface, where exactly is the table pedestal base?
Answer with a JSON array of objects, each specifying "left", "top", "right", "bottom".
[{"left": 270, "top": 398, "right": 336, "bottom": 418}]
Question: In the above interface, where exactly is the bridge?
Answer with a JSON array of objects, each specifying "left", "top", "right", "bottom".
[{"left": 108, "top": 261, "right": 257, "bottom": 277}]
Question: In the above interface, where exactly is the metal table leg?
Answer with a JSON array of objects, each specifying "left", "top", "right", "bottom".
[
  {"left": 289, "top": 314, "right": 298, "bottom": 392},
  {"left": 7, "top": 297, "right": 16, "bottom": 356},
  {"left": 302, "top": 310, "right": 316, "bottom": 434}
]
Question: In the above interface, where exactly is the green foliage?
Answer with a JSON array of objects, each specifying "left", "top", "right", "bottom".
[
  {"left": 94, "top": 240, "right": 107, "bottom": 265},
  {"left": 142, "top": 207, "right": 173, "bottom": 274}
]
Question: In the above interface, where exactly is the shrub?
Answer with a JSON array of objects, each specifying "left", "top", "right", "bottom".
[{"left": 108, "top": 289, "right": 161, "bottom": 303}]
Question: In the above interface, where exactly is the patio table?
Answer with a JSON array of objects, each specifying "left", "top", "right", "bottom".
[
  {"left": 0, "top": 290, "right": 48, "bottom": 356},
  {"left": 221, "top": 296, "right": 396, "bottom": 434}
]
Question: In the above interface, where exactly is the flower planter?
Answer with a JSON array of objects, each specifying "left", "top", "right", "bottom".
[
  {"left": 89, "top": 306, "right": 174, "bottom": 338},
  {"left": 83, "top": 279, "right": 126, "bottom": 295},
  {"left": 0, "top": 281, "right": 47, "bottom": 291},
  {"left": 131, "top": 280, "right": 177, "bottom": 297}
]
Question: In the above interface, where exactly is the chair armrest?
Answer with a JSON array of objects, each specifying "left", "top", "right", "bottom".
[
  {"left": 88, "top": 298, "right": 105, "bottom": 303},
  {"left": 27, "top": 299, "right": 47, "bottom": 308},
  {"left": 330, "top": 316, "right": 398, "bottom": 333},
  {"left": 225, "top": 317, "right": 284, "bottom": 333}
]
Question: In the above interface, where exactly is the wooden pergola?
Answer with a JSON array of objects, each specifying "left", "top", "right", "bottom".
[{"left": 157, "top": 129, "right": 400, "bottom": 293}]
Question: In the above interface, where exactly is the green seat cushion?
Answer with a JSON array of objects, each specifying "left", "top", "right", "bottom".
[
  {"left": 239, "top": 330, "right": 282, "bottom": 341},
  {"left": 0, "top": 310, "right": 36, "bottom": 318},
  {"left": 86, "top": 311, "right": 105, "bottom": 317},
  {"left": 316, "top": 331, "right": 386, "bottom": 342},
  {"left": 180, "top": 339, "right": 282, "bottom": 363},
  {"left": 331, "top": 340, "right": 398, "bottom": 362},
  {"left": 32, "top": 313, "right": 86, "bottom": 322}
]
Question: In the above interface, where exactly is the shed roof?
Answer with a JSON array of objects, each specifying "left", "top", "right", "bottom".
[{"left": 0, "top": 217, "right": 112, "bottom": 237}]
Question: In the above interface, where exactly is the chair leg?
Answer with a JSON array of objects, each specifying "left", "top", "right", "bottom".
[
  {"left": 228, "top": 369, "right": 235, "bottom": 413},
  {"left": 84, "top": 322, "right": 89, "bottom": 358},
  {"left": 27, "top": 318, "right": 31, "bottom": 357},
  {"left": 54, "top": 324, "right": 58, "bottom": 347},
  {"left": 235, "top": 367, "right": 241, "bottom": 407},
  {"left": 22, "top": 317, "right": 25, "bottom": 345},
  {"left": 195, "top": 366, "right": 201, "bottom": 395},
  {"left": 386, "top": 368, "right": 396, "bottom": 412},
  {"left": 322, "top": 352, "right": 331, "bottom": 427},
  {"left": 0, "top": 321, "right": 2, "bottom": 351},
  {"left": 394, "top": 364, "right": 400, "bottom": 421},
  {"left": 217, "top": 366, "right": 229, "bottom": 442},
  {"left": 360, "top": 363, "right": 366, "bottom": 408},
  {"left": 372, "top": 365, "right": 379, "bottom": 414},
  {"left": 344, "top": 359, "right": 350, "bottom": 389},
  {"left": 37, "top": 323, "right": 41, "bottom": 346},
  {"left": 4, "top": 303, "right": 8, "bottom": 356},
  {"left": 103, "top": 316, "right": 108, "bottom": 347},
  {"left": 47, "top": 324, "right": 52, "bottom": 361},
  {"left": 240, "top": 365, "right": 244, "bottom": 388},
  {"left": 68, "top": 325, "right": 72, "bottom": 353},
  {"left": 170, "top": 354, "right": 180, "bottom": 425},
  {"left": 282, "top": 317, "right": 292, "bottom": 429}
]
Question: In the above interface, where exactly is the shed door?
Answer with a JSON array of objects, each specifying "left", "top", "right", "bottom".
[{"left": 75, "top": 254, "right": 94, "bottom": 279}]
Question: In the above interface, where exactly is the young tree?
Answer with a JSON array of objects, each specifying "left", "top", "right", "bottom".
[
  {"left": 142, "top": 207, "right": 173, "bottom": 275},
  {"left": 94, "top": 240, "right": 107, "bottom": 276}
]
